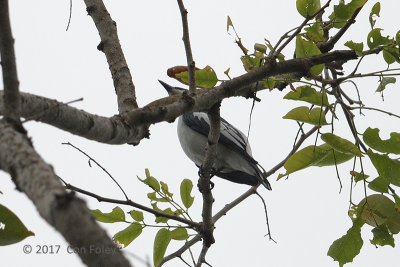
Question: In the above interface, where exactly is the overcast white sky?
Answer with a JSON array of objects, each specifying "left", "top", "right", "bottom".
[{"left": 1, "top": 1, "right": 400, "bottom": 267}]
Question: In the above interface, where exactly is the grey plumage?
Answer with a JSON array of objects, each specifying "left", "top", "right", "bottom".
[{"left": 159, "top": 80, "right": 271, "bottom": 190}]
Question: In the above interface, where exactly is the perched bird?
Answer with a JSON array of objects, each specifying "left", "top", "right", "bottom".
[{"left": 159, "top": 80, "right": 271, "bottom": 190}]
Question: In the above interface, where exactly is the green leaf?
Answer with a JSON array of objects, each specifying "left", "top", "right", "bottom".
[
  {"left": 151, "top": 203, "right": 178, "bottom": 224},
  {"left": 254, "top": 43, "right": 267, "bottom": 54},
  {"left": 383, "top": 46, "right": 400, "bottom": 65},
  {"left": 351, "top": 171, "right": 369, "bottom": 182},
  {"left": 371, "top": 224, "right": 395, "bottom": 247},
  {"left": 296, "top": 0, "right": 321, "bottom": 18},
  {"left": 224, "top": 67, "right": 231, "bottom": 79},
  {"left": 160, "top": 181, "right": 173, "bottom": 198},
  {"left": 314, "top": 144, "right": 355, "bottom": 166},
  {"left": 129, "top": 210, "right": 144, "bottom": 222},
  {"left": 241, "top": 56, "right": 262, "bottom": 72},
  {"left": 263, "top": 78, "right": 276, "bottom": 90},
  {"left": 368, "top": 176, "right": 389, "bottom": 193},
  {"left": 147, "top": 192, "right": 169, "bottom": 202},
  {"left": 153, "top": 228, "right": 171, "bottom": 266},
  {"left": 369, "top": 2, "right": 380, "bottom": 29},
  {"left": 0, "top": 204, "right": 34, "bottom": 246},
  {"left": 283, "top": 85, "right": 329, "bottom": 106},
  {"left": 91, "top": 207, "right": 125, "bottom": 223},
  {"left": 170, "top": 227, "right": 189, "bottom": 240},
  {"left": 283, "top": 106, "right": 328, "bottom": 126},
  {"left": 363, "top": 127, "right": 400, "bottom": 154},
  {"left": 176, "top": 65, "right": 218, "bottom": 88},
  {"left": 327, "top": 216, "right": 364, "bottom": 267},
  {"left": 358, "top": 194, "right": 400, "bottom": 234},
  {"left": 344, "top": 41, "right": 364, "bottom": 56},
  {"left": 376, "top": 77, "right": 396, "bottom": 92},
  {"left": 227, "top": 16, "right": 233, "bottom": 32},
  {"left": 305, "top": 21, "right": 326, "bottom": 43},
  {"left": 321, "top": 133, "right": 362, "bottom": 157},
  {"left": 295, "top": 35, "right": 324, "bottom": 75},
  {"left": 367, "top": 149, "right": 400, "bottom": 187},
  {"left": 113, "top": 222, "right": 142, "bottom": 247},
  {"left": 138, "top": 169, "right": 160, "bottom": 191},
  {"left": 278, "top": 146, "right": 327, "bottom": 178},
  {"left": 277, "top": 143, "right": 354, "bottom": 179},
  {"left": 394, "top": 194, "right": 400, "bottom": 212},
  {"left": 367, "top": 28, "right": 391, "bottom": 49},
  {"left": 396, "top": 30, "right": 400, "bottom": 46},
  {"left": 180, "top": 179, "right": 194, "bottom": 209},
  {"left": 330, "top": 0, "right": 367, "bottom": 28}
]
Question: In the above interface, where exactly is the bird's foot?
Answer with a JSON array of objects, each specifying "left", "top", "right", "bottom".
[{"left": 197, "top": 166, "right": 216, "bottom": 192}]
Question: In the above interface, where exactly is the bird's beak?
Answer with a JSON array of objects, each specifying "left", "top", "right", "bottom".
[{"left": 158, "top": 80, "right": 173, "bottom": 94}]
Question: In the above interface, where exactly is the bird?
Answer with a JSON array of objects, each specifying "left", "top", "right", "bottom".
[{"left": 159, "top": 80, "right": 271, "bottom": 190}]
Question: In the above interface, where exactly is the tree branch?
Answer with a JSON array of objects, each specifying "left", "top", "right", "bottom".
[
  {"left": 318, "top": 7, "right": 363, "bottom": 53},
  {"left": 273, "top": 0, "right": 332, "bottom": 57},
  {"left": 0, "top": 121, "right": 131, "bottom": 266},
  {"left": 160, "top": 185, "right": 259, "bottom": 266},
  {"left": 84, "top": 0, "right": 137, "bottom": 114},
  {"left": 197, "top": 103, "right": 221, "bottom": 253},
  {"left": 63, "top": 181, "right": 200, "bottom": 229},
  {"left": 0, "top": 0, "right": 21, "bottom": 124},
  {"left": 177, "top": 0, "right": 196, "bottom": 91},
  {"left": 0, "top": 91, "right": 148, "bottom": 144},
  {"left": 1, "top": 50, "right": 358, "bottom": 146},
  {"left": 124, "top": 50, "right": 358, "bottom": 127}
]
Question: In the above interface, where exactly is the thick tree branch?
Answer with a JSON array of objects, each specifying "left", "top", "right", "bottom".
[
  {"left": 0, "top": 121, "right": 131, "bottom": 267},
  {"left": 84, "top": 0, "right": 137, "bottom": 114},
  {"left": 0, "top": 0, "right": 21, "bottom": 123},
  {"left": 177, "top": 0, "right": 196, "bottom": 91},
  {"left": 0, "top": 91, "right": 148, "bottom": 144},
  {"left": 124, "top": 50, "right": 358, "bottom": 126},
  {"left": 1, "top": 50, "right": 357, "bottom": 147}
]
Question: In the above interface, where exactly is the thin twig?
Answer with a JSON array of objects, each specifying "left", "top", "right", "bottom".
[
  {"left": 62, "top": 142, "right": 129, "bottom": 200},
  {"left": 264, "top": 125, "right": 320, "bottom": 178},
  {"left": 196, "top": 246, "right": 210, "bottom": 267},
  {"left": 158, "top": 235, "right": 202, "bottom": 267},
  {"left": 66, "top": 0, "right": 72, "bottom": 31},
  {"left": 273, "top": 0, "right": 332, "bottom": 57},
  {"left": 255, "top": 191, "right": 276, "bottom": 242},
  {"left": 197, "top": 103, "right": 221, "bottom": 252},
  {"left": 318, "top": 7, "right": 363, "bottom": 53},
  {"left": 349, "top": 106, "right": 400, "bottom": 119},
  {"left": 177, "top": 0, "right": 196, "bottom": 91},
  {"left": 62, "top": 181, "right": 200, "bottom": 228},
  {"left": 160, "top": 185, "right": 259, "bottom": 266}
]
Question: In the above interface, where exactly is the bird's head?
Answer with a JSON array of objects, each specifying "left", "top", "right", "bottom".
[{"left": 158, "top": 80, "right": 187, "bottom": 96}]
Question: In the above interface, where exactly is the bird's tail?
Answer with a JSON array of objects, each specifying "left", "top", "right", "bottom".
[{"left": 256, "top": 163, "right": 272, "bottom": 190}]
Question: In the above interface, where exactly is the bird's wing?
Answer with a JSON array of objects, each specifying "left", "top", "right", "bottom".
[{"left": 182, "top": 112, "right": 257, "bottom": 164}]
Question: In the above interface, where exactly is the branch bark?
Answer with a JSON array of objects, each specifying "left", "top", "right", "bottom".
[
  {"left": 124, "top": 50, "right": 358, "bottom": 126},
  {"left": 0, "top": 91, "right": 148, "bottom": 144},
  {"left": 84, "top": 0, "right": 137, "bottom": 114},
  {"left": 177, "top": 0, "right": 196, "bottom": 91},
  {"left": 198, "top": 103, "right": 221, "bottom": 248},
  {"left": 0, "top": 0, "right": 21, "bottom": 123},
  {"left": 1, "top": 50, "right": 357, "bottom": 147},
  {"left": 0, "top": 121, "right": 131, "bottom": 267}
]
